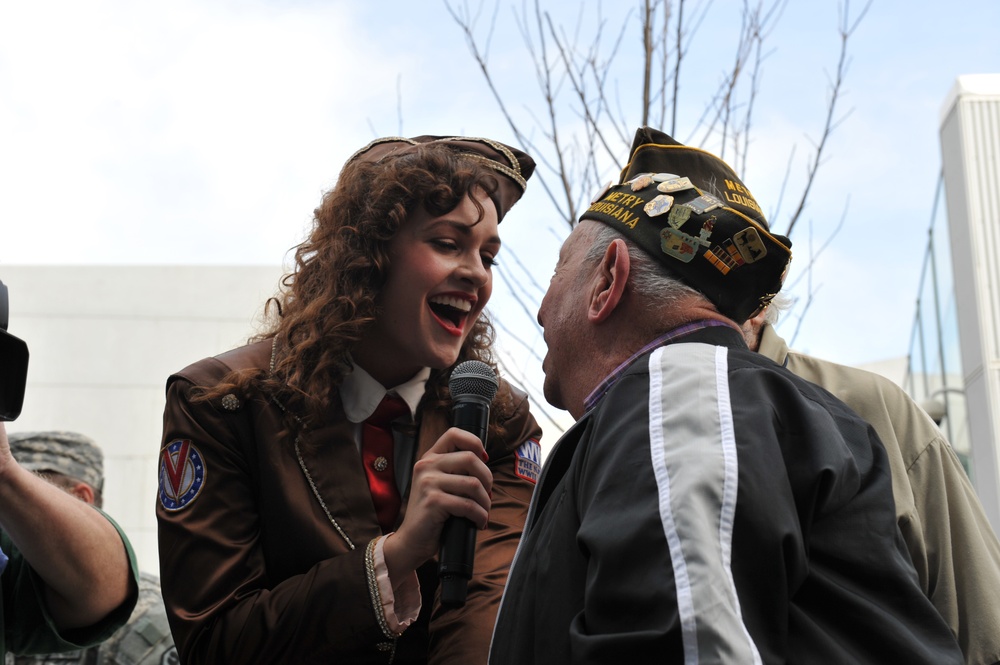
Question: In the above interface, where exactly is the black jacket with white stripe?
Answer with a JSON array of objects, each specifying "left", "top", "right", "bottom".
[{"left": 490, "top": 324, "right": 962, "bottom": 664}]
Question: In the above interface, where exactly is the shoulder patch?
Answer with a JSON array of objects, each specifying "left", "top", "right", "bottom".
[
  {"left": 158, "top": 439, "right": 206, "bottom": 511},
  {"left": 514, "top": 439, "right": 541, "bottom": 484}
]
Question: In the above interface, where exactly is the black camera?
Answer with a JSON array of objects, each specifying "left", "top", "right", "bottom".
[{"left": 0, "top": 279, "right": 29, "bottom": 421}]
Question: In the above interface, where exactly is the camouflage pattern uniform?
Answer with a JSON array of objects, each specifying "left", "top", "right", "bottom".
[
  {"left": 7, "top": 431, "right": 104, "bottom": 494},
  {"left": 5, "top": 433, "right": 177, "bottom": 665}
]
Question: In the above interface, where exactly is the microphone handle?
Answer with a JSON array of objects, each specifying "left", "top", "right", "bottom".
[{"left": 439, "top": 398, "right": 490, "bottom": 608}]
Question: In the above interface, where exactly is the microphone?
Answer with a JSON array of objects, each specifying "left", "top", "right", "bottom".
[{"left": 439, "top": 359, "right": 499, "bottom": 608}]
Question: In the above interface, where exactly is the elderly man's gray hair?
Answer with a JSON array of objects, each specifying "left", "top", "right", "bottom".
[{"left": 582, "top": 222, "right": 702, "bottom": 311}]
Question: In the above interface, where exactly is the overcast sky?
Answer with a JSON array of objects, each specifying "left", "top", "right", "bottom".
[{"left": 2, "top": 0, "right": 999, "bottom": 420}]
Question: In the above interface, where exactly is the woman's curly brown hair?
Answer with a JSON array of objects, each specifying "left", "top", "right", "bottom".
[{"left": 197, "top": 144, "right": 514, "bottom": 439}]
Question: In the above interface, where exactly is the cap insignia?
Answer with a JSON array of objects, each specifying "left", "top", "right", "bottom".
[
  {"left": 668, "top": 204, "right": 693, "bottom": 229},
  {"left": 650, "top": 172, "right": 681, "bottom": 182},
  {"left": 687, "top": 194, "right": 724, "bottom": 215},
  {"left": 733, "top": 228, "right": 768, "bottom": 263},
  {"left": 656, "top": 176, "right": 695, "bottom": 193},
  {"left": 628, "top": 173, "right": 655, "bottom": 191},
  {"left": 643, "top": 194, "right": 674, "bottom": 218}
]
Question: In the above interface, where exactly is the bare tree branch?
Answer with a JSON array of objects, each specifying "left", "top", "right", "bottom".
[
  {"left": 642, "top": 0, "right": 654, "bottom": 127},
  {"left": 531, "top": 2, "right": 579, "bottom": 226},
  {"left": 495, "top": 262, "right": 544, "bottom": 332},
  {"left": 501, "top": 246, "right": 549, "bottom": 298},
  {"left": 769, "top": 143, "right": 797, "bottom": 223},
  {"left": 655, "top": 0, "right": 671, "bottom": 130},
  {"left": 547, "top": 14, "right": 627, "bottom": 185},
  {"left": 445, "top": 0, "right": 572, "bottom": 225},
  {"left": 670, "top": 0, "right": 684, "bottom": 134},
  {"left": 783, "top": 0, "right": 871, "bottom": 236},
  {"left": 785, "top": 195, "right": 849, "bottom": 295},
  {"left": 786, "top": 197, "right": 849, "bottom": 346},
  {"left": 444, "top": 0, "right": 869, "bottom": 387},
  {"left": 497, "top": 357, "right": 567, "bottom": 434}
]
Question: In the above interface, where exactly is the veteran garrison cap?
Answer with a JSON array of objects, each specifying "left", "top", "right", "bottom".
[
  {"left": 8, "top": 430, "right": 104, "bottom": 492},
  {"left": 347, "top": 135, "right": 536, "bottom": 222},
  {"left": 580, "top": 126, "right": 792, "bottom": 323}
]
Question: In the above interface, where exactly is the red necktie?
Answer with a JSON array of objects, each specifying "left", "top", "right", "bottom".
[{"left": 362, "top": 394, "right": 409, "bottom": 533}]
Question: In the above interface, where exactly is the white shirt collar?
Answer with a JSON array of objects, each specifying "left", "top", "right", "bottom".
[{"left": 341, "top": 361, "right": 431, "bottom": 424}]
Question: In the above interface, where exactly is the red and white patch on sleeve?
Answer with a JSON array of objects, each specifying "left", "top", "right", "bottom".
[
  {"left": 514, "top": 439, "right": 541, "bottom": 484},
  {"left": 158, "top": 439, "right": 207, "bottom": 511}
]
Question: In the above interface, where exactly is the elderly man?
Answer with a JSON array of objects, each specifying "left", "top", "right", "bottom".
[
  {"left": 7, "top": 431, "right": 176, "bottom": 665},
  {"left": 489, "top": 127, "right": 963, "bottom": 663},
  {"left": 0, "top": 423, "right": 137, "bottom": 661}
]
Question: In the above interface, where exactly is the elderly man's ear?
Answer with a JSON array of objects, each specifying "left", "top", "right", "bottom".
[
  {"left": 588, "top": 238, "right": 631, "bottom": 324},
  {"left": 741, "top": 306, "right": 769, "bottom": 351}
]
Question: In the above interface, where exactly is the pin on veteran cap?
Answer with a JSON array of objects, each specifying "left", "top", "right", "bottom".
[
  {"left": 347, "top": 135, "right": 536, "bottom": 222},
  {"left": 581, "top": 126, "right": 792, "bottom": 323},
  {"left": 8, "top": 430, "right": 104, "bottom": 492}
]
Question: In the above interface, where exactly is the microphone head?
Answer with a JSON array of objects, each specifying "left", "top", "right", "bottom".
[{"left": 449, "top": 360, "right": 499, "bottom": 403}]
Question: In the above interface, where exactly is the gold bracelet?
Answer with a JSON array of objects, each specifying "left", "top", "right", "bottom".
[{"left": 365, "top": 537, "right": 403, "bottom": 641}]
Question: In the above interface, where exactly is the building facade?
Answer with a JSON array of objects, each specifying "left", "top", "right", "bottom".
[
  {"left": 907, "top": 74, "right": 1000, "bottom": 531},
  {"left": 2, "top": 265, "right": 284, "bottom": 573}
]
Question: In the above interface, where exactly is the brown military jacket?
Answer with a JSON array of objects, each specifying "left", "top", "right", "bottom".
[{"left": 156, "top": 341, "right": 541, "bottom": 664}]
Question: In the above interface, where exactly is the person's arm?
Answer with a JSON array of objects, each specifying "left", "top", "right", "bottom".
[
  {"left": 427, "top": 382, "right": 542, "bottom": 664},
  {"left": 904, "top": 421, "right": 1000, "bottom": 664},
  {"left": 0, "top": 422, "right": 135, "bottom": 630}
]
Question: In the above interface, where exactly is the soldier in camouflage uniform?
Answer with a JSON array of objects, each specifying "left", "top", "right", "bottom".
[{"left": 6, "top": 432, "right": 176, "bottom": 665}]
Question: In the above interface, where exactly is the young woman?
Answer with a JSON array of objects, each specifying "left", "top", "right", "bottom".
[{"left": 155, "top": 136, "right": 542, "bottom": 664}]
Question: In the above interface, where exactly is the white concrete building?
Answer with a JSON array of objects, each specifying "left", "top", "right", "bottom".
[
  {"left": 938, "top": 74, "right": 1000, "bottom": 531},
  {"left": 2, "top": 265, "right": 284, "bottom": 573}
]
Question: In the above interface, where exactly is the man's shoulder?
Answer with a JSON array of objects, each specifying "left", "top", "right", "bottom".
[
  {"left": 785, "top": 350, "right": 931, "bottom": 423},
  {"left": 786, "top": 349, "right": 892, "bottom": 391},
  {"left": 759, "top": 324, "right": 906, "bottom": 405},
  {"left": 756, "top": 324, "right": 918, "bottom": 418},
  {"left": 614, "top": 339, "right": 803, "bottom": 412}
]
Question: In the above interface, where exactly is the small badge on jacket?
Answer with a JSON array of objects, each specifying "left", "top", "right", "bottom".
[
  {"left": 515, "top": 439, "right": 541, "bottom": 484},
  {"left": 159, "top": 439, "right": 207, "bottom": 511}
]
